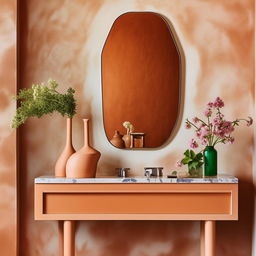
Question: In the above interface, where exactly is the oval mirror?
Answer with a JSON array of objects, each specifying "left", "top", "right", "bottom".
[{"left": 102, "top": 12, "right": 181, "bottom": 149}]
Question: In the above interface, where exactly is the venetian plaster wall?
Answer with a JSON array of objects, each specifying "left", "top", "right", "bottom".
[
  {"left": 0, "top": 0, "right": 253, "bottom": 255},
  {"left": 0, "top": 0, "right": 17, "bottom": 255}
]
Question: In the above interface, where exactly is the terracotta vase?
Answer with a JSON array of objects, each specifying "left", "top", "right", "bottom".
[
  {"left": 110, "top": 130, "right": 125, "bottom": 148},
  {"left": 66, "top": 119, "right": 101, "bottom": 178},
  {"left": 55, "top": 118, "right": 75, "bottom": 177},
  {"left": 122, "top": 133, "right": 131, "bottom": 148}
]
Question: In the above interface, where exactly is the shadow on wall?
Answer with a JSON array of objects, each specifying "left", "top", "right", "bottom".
[
  {"left": 217, "top": 177, "right": 254, "bottom": 256},
  {"left": 98, "top": 154, "right": 124, "bottom": 177},
  {"left": 19, "top": 125, "right": 29, "bottom": 256},
  {"left": 159, "top": 14, "right": 186, "bottom": 150},
  {"left": 77, "top": 220, "right": 199, "bottom": 256}
]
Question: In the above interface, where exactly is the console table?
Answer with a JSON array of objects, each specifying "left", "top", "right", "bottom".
[{"left": 34, "top": 175, "right": 238, "bottom": 256}]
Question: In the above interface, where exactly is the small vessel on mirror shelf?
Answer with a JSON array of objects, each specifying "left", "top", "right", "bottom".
[
  {"left": 110, "top": 130, "right": 125, "bottom": 148},
  {"left": 130, "top": 132, "right": 145, "bottom": 148}
]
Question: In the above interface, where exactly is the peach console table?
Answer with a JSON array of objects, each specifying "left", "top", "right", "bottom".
[{"left": 34, "top": 175, "right": 238, "bottom": 256}]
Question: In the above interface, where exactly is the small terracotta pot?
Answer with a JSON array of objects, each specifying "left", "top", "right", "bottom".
[
  {"left": 122, "top": 134, "right": 131, "bottom": 148},
  {"left": 110, "top": 130, "right": 125, "bottom": 148},
  {"left": 55, "top": 118, "right": 75, "bottom": 177},
  {"left": 66, "top": 119, "right": 101, "bottom": 178}
]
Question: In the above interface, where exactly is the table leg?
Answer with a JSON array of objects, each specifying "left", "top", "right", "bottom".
[
  {"left": 200, "top": 221, "right": 205, "bottom": 256},
  {"left": 204, "top": 220, "right": 216, "bottom": 256},
  {"left": 63, "top": 220, "right": 75, "bottom": 256},
  {"left": 58, "top": 221, "right": 64, "bottom": 256}
]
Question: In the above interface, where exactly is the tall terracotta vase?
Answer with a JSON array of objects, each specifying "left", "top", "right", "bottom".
[
  {"left": 55, "top": 118, "right": 75, "bottom": 177},
  {"left": 66, "top": 119, "right": 101, "bottom": 178}
]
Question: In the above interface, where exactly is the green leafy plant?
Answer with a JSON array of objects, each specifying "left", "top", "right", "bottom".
[
  {"left": 176, "top": 149, "right": 203, "bottom": 176},
  {"left": 12, "top": 79, "right": 76, "bottom": 128}
]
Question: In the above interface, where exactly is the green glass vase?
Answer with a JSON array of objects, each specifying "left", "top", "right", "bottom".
[{"left": 203, "top": 146, "right": 217, "bottom": 177}]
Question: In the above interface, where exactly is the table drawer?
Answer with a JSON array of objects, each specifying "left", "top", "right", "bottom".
[
  {"left": 44, "top": 192, "right": 231, "bottom": 214},
  {"left": 35, "top": 183, "right": 238, "bottom": 220}
]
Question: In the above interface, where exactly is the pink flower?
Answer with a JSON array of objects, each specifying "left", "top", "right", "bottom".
[
  {"left": 189, "top": 139, "right": 198, "bottom": 149},
  {"left": 213, "top": 130, "right": 219, "bottom": 136},
  {"left": 213, "top": 97, "right": 224, "bottom": 108},
  {"left": 213, "top": 119, "right": 234, "bottom": 138},
  {"left": 247, "top": 117, "right": 253, "bottom": 126},
  {"left": 185, "top": 123, "right": 191, "bottom": 129},
  {"left": 192, "top": 117, "right": 199, "bottom": 123},
  {"left": 196, "top": 130, "right": 201, "bottom": 138},
  {"left": 201, "top": 138, "right": 208, "bottom": 145},
  {"left": 222, "top": 121, "right": 234, "bottom": 135},
  {"left": 182, "top": 98, "right": 252, "bottom": 148},
  {"left": 227, "top": 137, "right": 235, "bottom": 144},
  {"left": 199, "top": 123, "right": 206, "bottom": 128},
  {"left": 218, "top": 131, "right": 225, "bottom": 138},
  {"left": 213, "top": 117, "right": 221, "bottom": 125},
  {"left": 226, "top": 126, "right": 234, "bottom": 135},
  {"left": 176, "top": 160, "right": 183, "bottom": 167},
  {"left": 200, "top": 126, "right": 209, "bottom": 138},
  {"left": 207, "top": 102, "right": 214, "bottom": 108},
  {"left": 223, "top": 120, "right": 232, "bottom": 126},
  {"left": 204, "top": 108, "right": 212, "bottom": 117}
]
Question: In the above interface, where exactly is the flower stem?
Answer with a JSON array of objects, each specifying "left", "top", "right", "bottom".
[{"left": 186, "top": 119, "right": 200, "bottom": 130}]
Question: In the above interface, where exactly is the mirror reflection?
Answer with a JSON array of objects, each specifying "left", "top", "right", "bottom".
[{"left": 102, "top": 12, "right": 181, "bottom": 149}]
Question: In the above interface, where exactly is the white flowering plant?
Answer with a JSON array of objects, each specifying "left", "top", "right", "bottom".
[{"left": 123, "top": 121, "right": 134, "bottom": 134}]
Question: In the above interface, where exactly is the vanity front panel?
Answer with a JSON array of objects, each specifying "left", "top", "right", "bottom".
[{"left": 35, "top": 183, "right": 238, "bottom": 221}]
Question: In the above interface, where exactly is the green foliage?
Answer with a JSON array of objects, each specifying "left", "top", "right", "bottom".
[
  {"left": 12, "top": 79, "right": 76, "bottom": 128},
  {"left": 181, "top": 149, "right": 204, "bottom": 171}
]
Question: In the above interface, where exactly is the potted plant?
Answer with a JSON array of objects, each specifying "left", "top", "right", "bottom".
[
  {"left": 12, "top": 79, "right": 77, "bottom": 177},
  {"left": 176, "top": 149, "right": 203, "bottom": 177}
]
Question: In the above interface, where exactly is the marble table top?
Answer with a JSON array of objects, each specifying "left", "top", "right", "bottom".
[{"left": 35, "top": 175, "right": 238, "bottom": 184}]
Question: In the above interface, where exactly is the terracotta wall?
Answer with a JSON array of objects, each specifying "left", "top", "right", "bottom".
[
  {"left": 0, "top": 0, "right": 254, "bottom": 255},
  {"left": 0, "top": 0, "right": 17, "bottom": 255}
]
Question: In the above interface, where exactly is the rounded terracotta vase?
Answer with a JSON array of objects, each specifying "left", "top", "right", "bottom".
[
  {"left": 66, "top": 119, "right": 101, "bottom": 178},
  {"left": 110, "top": 130, "right": 125, "bottom": 148},
  {"left": 55, "top": 118, "right": 75, "bottom": 177}
]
